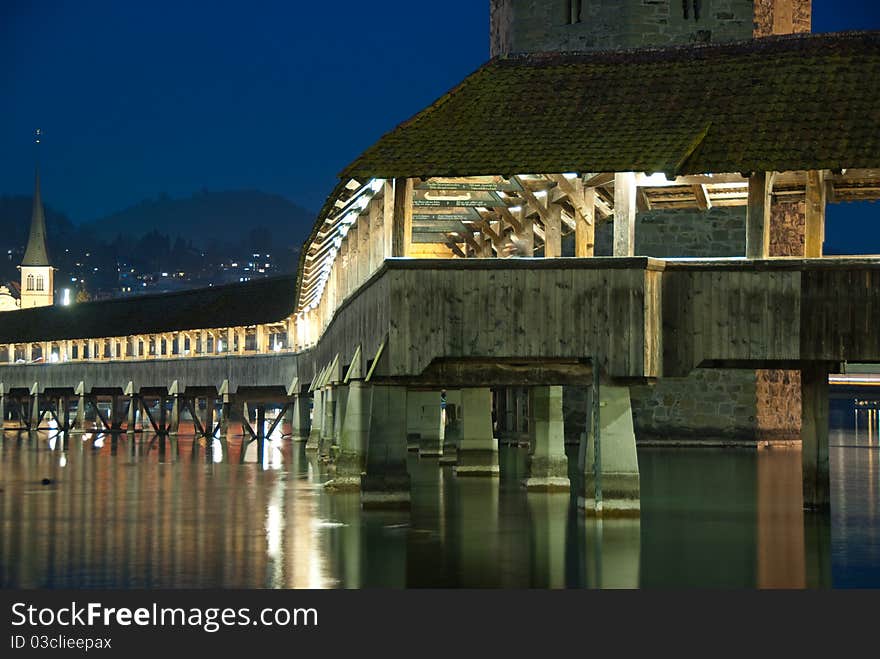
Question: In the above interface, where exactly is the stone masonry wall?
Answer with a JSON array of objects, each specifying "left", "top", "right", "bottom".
[
  {"left": 593, "top": 205, "right": 801, "bottom": 442},
  {"left": 490, "top": 0, "right": 758, "bottom": 56}
]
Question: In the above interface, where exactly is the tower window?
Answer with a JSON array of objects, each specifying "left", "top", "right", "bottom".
[
  {"left": 35, "top": 275, "right": 44, "bottom": 291},
  {"left": 566, "top": 0, "right": 582, "bottom": 25},
  {"left": 26, "top": 274, "right": 34, "bottom": 291},
  {"left": 683, "top": 0, "right": 702, "bottom": 20}
]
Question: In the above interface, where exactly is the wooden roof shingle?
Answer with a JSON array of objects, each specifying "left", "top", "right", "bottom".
[{"left": 340, "top": 31, "right": 880, "bottom": 180}]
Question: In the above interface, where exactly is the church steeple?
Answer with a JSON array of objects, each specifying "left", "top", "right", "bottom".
[
  {"left": 19, "top": 129, "right": 55, "bottom": 309},
  {"left": 22, "top": 167, "right": 51, "bottom": 267}
]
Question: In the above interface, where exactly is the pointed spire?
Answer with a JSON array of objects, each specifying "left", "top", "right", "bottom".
[{"left": 22, "top": 133, "right": 51, "bottom": 267}]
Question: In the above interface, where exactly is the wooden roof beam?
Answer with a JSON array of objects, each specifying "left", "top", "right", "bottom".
[
  {"left": 548, "top": 174, "right": 595, "bottom": 227},
  {"left": 693, "top": 184, "right": 712, "bottom": 210}
]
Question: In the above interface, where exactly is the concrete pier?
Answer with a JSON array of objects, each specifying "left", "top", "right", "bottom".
[
  {"left": 290, "top": 393, "right": 311, "bottom": 442},
  {"left": 524, "top": 386, "right": 569, "bottom": 491},
  {"left": 361, "top": 385, "right": 410, "bottom": 507},
  {"left": 579, "top": 385, "right": 641, "bottom": 516},
  {"left": 407, "top": 390, "right": 444, "bottom": 458},
  {"left": 454, "top": 387, "right": 499, "bottom": 476},
  {"left": 306, "top": 389, "right": 322, "bottom": 451},
  {"left": 330, "top": 380, "right": 370, "bottom": 488}
]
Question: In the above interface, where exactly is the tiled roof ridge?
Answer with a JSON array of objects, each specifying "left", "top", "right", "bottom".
[{"left": 495, "top": 30, "right": 880, "bottom": 66}]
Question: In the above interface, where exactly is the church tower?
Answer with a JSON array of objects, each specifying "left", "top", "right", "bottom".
[
  {"left": 490, "top": 1, "right": 812, "bottom": 57},
  {"left": 19, "top": 166, "right": 54, "bottom": 309}
]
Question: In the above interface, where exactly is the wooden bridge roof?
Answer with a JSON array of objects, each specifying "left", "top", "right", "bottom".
[
  {"left": 0, "top": 275, "right": 297, "bottom": 344},
  {"left": 340, "top": 31, "right": 880, "bottom": 180}
]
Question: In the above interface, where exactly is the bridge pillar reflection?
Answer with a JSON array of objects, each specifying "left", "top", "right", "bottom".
[
  {"left": 801, "top": 363, "right": 830, "bottom": 512},
  {"left": 524, "top": 386, "right": 569, "bottom": 490},
  {"left": 453, "top": 388, "right": 499, "bottom": 476}
]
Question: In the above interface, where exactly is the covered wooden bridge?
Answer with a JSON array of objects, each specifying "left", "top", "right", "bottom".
[{"left": 2, "top": 30, "right": 880, "bottom": 514}]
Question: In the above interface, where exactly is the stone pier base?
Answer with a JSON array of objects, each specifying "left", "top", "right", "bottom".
[
  {"left": 361, "top": 385, "right": 410, "bottom": 508},
  {"left": 454, "top": 388, "right": 499, "bottom": 476},
  {"left": 579, "top": 385, "right": 641, "bottom": 517},
  {"left": 524, "top": 386, "right": 569, "bottom": 491}
]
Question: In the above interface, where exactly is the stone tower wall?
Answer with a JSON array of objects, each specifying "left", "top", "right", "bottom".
[{"left": 491, "top": 1, "right": 812, "bottom": 56}]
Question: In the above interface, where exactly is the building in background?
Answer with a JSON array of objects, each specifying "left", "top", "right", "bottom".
[{"left": 17, "top": 168, "right": 54, "bottom": 309}]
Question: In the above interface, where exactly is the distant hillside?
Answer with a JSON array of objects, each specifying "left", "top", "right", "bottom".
[
  {"left": 0, "top": 195, "right": 95, "bottom": 283},
  {"left": 84, "top": 189, "right": 315, "bottom": 252}
]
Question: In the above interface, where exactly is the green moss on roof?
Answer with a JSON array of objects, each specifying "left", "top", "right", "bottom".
[{"left": 340, "top": 31, "right": 880, "bottom": 180}]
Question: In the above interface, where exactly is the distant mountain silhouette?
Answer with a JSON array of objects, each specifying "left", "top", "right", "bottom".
[{"left": 83, "top": 189, "right": 315, "bottom": 252}]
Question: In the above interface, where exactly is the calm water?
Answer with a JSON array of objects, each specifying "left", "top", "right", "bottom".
[{"left": 0, "top": 408, "right": 878, "bottom": 589}]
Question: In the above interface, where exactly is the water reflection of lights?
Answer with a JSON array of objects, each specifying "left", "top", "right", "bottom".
[
  {"left": 211, "top": 439, "right": 223, "bottom": 463},
  {"left": 59, "top": 454, "right": 67, "bottom": 468},
  {"left": 262, "top": 439, "right": 283, "bottom": 471},
  {"left": 93, "top": 435, "right": 104, "bottom": 449}
]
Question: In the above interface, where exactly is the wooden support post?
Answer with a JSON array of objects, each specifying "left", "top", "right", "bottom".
[
  {"left": 746, "top": 172, "right": 773, "bottom": 258},
  {"left": 255, "top": 325, "right": 267, "bottom": 354},
  {"left": 544, "top": 203, "right": 562, "bottom": 258},
  {"left": 576, "top": 185, "right": 596, "bottom": 257},
  {"left": 348, "top": 220, "right": 358, "bottom": 296},
  {"left": 61, "top": 396, "right": 70, "bottom": 431},
  {"left": 391, "top": 177, "right": 413, "bottom": 257},
  {"left": 169, "top": 381, "right": 180, "bottom": 437},
  {"left": 159, "top": 395, "right": 167, "bottom": 435},
  {"left": 338, "top": 236, "right": 349, "bottom": 300},
  {"left": 358, "top": 212, "right": 370, "bottom": 283},
  {"left": 256, "top": 405, "right": 266, "bottom": 465},
  {"left": 73, "top": 382, "right": 86, "bottom": 433},
  {"left": 126, "top": 388, "right": 137, "bottom": 434},
  {"left": 219, "top": 380, "right": 230, "bottom": 442},
  {"left": 805, "top": 170, "right": 826, "bottom": 258},
  {"left": 0, "top": 385, "right": 5, "bottom": 428},
  {"left": 369, "top": 198, "right": 383, "bottom": 272},
  {"left": 382, "top": 182, "right": 394, "bottom": 261},
  {"left": 613, "top": 172, "right": 637, "bottom": 257},
  {"left": 30, "top": 383, "right": 40, "bottom": 430},
  {"left": 802, "top": 363, "right": 830, "bottom": 512},
  {"left": 111, "top": 394, "right": 122, "bottom": 431},
  {"left": 205, "top": 395, "right": 215, "bottom": 438}
]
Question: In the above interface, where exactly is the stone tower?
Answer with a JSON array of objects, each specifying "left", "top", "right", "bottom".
[
  {"left": 488, "top": 1, "right": 814, "bottom": 443},
  {"left": 19, "top": 167, "right": 54, "bottom": 309},
  {"left": 491, "top": 0, "right": 811, "bottom": 56}
]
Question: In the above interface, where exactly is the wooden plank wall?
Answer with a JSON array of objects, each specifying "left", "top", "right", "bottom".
[
  {"left": 385, "top": 261, "right": 658, "bottom": 379},
  {"left": 662, "top": 266, "right": 801, "bottom": 375},
  {"left": 800, "top": 267, "right": 880, "bottom": 362}
]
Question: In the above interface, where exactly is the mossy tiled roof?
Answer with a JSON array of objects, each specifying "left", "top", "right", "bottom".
[
  {"left": 0, "top": 275, "right": 297, "bottom": 344},
  {"left": 340, "top": 31, "right": 880, "bottom": 179}
]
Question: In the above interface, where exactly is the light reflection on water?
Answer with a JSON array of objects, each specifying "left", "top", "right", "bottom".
[{"left": 0, "top": 414, "right": 877, "bottom": 588}]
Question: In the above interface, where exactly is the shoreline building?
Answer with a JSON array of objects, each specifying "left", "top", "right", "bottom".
[{"left": 17, "top": 168, "right": 54, "bottom": 310}]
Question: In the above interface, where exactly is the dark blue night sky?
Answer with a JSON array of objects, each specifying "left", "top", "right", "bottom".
[{"left": 2, "top": 1, "right": 879, "bottom": 249}]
